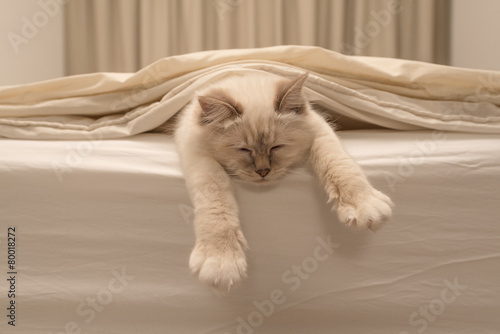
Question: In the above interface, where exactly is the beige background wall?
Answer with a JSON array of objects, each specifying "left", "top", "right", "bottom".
[
  {"left": 451, "top": 0, "right": 500, "bottom": 71},
  {"left": 0, "top": 0, "right": 499, "bottom": 86},
  {"left": 0, "top": 0, "right": 64, "bottom": 86}
]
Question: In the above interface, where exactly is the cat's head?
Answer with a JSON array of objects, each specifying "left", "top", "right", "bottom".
[{"left": 197, "top": 72, "right": 314, "bottom": 184}]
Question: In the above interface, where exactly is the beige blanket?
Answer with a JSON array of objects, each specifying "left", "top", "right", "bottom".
[{"left": 1, "top": 45, "right": 500, "bottom": 139}]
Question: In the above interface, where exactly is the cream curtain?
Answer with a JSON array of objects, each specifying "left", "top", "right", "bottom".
[{"left": 64, "top": 0, "right": 450, "bottom": 75}]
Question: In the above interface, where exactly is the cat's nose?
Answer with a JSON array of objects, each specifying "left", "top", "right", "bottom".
[{"left": 256, "top": 168, "right": 270, "bottom": 177}]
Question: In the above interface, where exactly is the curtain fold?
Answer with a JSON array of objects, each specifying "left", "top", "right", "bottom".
[{"left": 64, "top": 0, "right": 450, "bottom": 75}]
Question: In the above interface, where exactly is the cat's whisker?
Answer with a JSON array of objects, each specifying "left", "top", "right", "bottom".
[{"left": 282, "top": 168, "right": 302, "bottom": 176}]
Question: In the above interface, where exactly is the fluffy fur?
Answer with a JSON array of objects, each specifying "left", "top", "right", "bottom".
[{"left": 174, "top": 72, "right": 393, "bottom": 291}]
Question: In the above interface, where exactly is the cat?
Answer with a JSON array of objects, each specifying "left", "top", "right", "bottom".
[{"left": 174, "top": 72, "right": 393, "bottom": 291}]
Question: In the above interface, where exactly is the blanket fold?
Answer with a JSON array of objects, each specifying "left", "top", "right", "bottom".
[{"left": 1, "top": 45, "right": 500, "bottom": 139}]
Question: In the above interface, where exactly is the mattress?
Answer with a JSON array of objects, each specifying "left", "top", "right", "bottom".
[{"left": 2, "top": 129, "right": 499, "bottom": 334}]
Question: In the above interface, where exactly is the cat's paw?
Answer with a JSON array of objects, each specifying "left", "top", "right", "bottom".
[
  {"left": 335, "top": 188, "right": 393, "bottom": 231},
  {"left": 189, "top": 230, "right": 248, "bottom": 292}
]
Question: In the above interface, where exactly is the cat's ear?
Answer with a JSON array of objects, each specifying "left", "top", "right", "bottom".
[
  {"left": 198, "top": 92, "right": 242, "bottom": 125},
  {"left": 275, "top": 72, "right": 308, "bottom": 114}
]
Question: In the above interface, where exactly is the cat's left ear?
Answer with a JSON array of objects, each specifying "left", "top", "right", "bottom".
[{"left": 275, "top": 72, "right": 308, "bottom": 114}]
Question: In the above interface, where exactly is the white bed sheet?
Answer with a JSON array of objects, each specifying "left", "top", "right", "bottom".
[{"left": 1, "top": 130, "right": 500, "bottom": 334}]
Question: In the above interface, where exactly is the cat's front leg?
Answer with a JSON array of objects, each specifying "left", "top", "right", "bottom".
[
  {"left": 183, "top": 155, "right": 248, "bottom": 291},
  {"left": 309, "top": 113, "right": 393, "bottom": 231},
  {"left": 190, "top": 213, "right": 248, "bottom": 292}
]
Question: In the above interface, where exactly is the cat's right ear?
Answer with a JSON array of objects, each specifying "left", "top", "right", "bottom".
[{"left": 198, "top": 95, "right": 242, "bottom": 125}]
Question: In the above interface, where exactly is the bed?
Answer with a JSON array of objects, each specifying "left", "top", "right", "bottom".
[{"left": 1, "top": 46, "right": 500, "bottom": 334}]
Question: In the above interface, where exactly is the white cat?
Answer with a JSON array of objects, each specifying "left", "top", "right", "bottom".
[{"left": 174, "top": 72, "right": 393, "bottom": 291}]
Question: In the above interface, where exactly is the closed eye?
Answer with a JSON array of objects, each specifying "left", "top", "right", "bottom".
[
  {"left": 238, "top": 148, "right": 251, "bottom": 153},
  {"left": 271, "top": 145, "right": 283, "bottom": 151}
]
